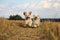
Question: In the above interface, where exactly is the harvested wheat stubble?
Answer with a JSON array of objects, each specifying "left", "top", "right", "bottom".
[{"left": 0, "top": 18, "right": 60, "bottom": 40}]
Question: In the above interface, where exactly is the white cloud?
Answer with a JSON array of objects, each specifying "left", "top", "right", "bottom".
[
  {"left": 0, "top": 4, "right": 5, "bottom": 8},
  {"left": 16, "top": 0, "right": 60, "bottom": 9},
  {"left": 11, "top": 3, "right": 30, "bottom": 9},
  {"left": 0, "top": 4, "right": 5, "bottom": 10},
  {"left": 37, "top": 1, "right": 52, "bottom": 8},
  {"left": 35, "top": 0, "right": 60, "bottom": 9},
  {"left": 56, "top": 0, "right": 60, "bottom": 1},
  {"left": 10, "top": 0, "right": 60, "bottom": 9},
  {"left": 53, "top": 2, "right": 60, "bottom": 9},
  {"left": 0, "top": 0, "right": 60, "bottom": 18},
  {"left": 48, "top": 0, "right": 52, "bottom": 2},
  {"left": 23, "top": 3, "right": 30, "bottom": 9},
  {"left": 0, "top": 4, "right": 14, "bottom": 17}
]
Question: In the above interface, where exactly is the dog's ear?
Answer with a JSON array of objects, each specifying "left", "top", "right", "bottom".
[
  {"left": 29, "top": 11, "right": 32, "bottom": 15},
  {"left": 23, "top": 12, "right": 26, "bottom": 15}
]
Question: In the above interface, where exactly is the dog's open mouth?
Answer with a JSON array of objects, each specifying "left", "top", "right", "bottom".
[
  {"left": 26, "top": 17, "right": 30, "bottom": 20},
  {"left": 34, "top": 17, "right": 37, "bottom": 20}
]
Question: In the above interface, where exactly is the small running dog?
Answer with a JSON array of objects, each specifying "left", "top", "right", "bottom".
[
  {"left": 32, "top": 14, "right": 40, "bottom": 27},
  {"left": 23, "top": 12, "right": 32, "bottom": 27}
]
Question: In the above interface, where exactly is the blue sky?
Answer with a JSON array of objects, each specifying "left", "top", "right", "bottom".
[{"left": 0, "top": 0, "right": 60, "bottom": 18}]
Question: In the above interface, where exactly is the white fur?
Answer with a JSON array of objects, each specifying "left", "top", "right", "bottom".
[
  {"left": 25, "top": 18, "right": 32, "bottom": 27},
  {"left": 32, "top": 14, "right": 40, "bottom": 27},
  {"left": 23, "top": 12, "right": 32, "bottom": 27}
]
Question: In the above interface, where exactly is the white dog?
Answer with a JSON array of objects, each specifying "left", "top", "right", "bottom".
[
  {"left": 23, "top": 12, "right": 32, "bottom": 27},
  {"left": 32, "top": 14, "right": 40, "bottom": 27}
]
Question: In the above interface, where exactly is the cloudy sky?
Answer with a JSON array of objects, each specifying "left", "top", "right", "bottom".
[{"left": 0, "top": 0, "right": 60, "bottom": 18}]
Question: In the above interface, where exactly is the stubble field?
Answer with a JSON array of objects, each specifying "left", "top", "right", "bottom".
[{"left": 0, "top": 18, "right": 60, "bottom": 40}]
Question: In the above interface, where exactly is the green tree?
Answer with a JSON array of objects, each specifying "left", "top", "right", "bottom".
[{"left": 9, "top": 14, "right": 23, "bottom": 20}]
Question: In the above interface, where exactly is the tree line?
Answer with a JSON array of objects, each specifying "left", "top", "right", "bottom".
[
  {"left": 8, "top": 14, "right": 60, "bottom": 22},
  {"left": 9, "top": 14, "right": 23, "bottom": 20}
]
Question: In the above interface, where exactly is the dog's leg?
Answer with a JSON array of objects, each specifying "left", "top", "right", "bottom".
[
  {"left": 33, "top": 24, "right": 37, "bottom": 27},
  {"left": 24, "top": 20, "right": 28, "bottom": 27},
  {"left": 28, "top": 20, "right": 32, "bottom": 27}
]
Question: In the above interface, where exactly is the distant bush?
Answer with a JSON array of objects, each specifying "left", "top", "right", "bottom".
[{"left": 9, "top": 14, "right": 23, "bottom": 20}]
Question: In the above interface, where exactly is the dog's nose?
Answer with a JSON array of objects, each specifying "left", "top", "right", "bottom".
[{"left": 34, "top": 17, "right": 37, "bottom": 20}]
